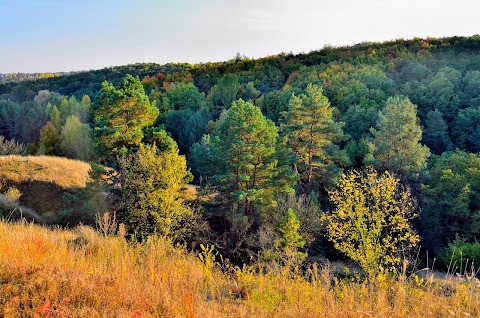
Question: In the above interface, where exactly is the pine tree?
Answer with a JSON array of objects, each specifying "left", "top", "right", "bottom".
[
  {"left": 213, "top": 99, "right": 295, "bottom": 217},
  {"left": 280, "top": 84, "right": 347, "bottom": 190},
  {"left": 93, "top": 74, "right": 159, "bottom": 163},
  {"left": 276, "top": 208, "right": 307, "bottom": 262},
  {"left": 367, "top": 96, "right": 430, "bottom": 181}
]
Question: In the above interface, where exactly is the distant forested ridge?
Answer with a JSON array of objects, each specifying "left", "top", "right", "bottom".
[
  {"left": 0, "top": 72, "right": 69, "bottom": 83},
  {"left": 1, "top": 35, "right": 480, "bottom": 270}
]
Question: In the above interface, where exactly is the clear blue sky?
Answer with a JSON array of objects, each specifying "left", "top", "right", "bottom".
[{"left": 1, "top": 0, "right": 478, "bottom": 73}]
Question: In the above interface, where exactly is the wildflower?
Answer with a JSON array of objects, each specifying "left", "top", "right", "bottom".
[{"left": 39, "top": 299, "right": 51, "bottom": 315}]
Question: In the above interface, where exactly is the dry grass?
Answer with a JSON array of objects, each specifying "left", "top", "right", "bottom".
[
  {"left": 182, "top": 184, "right": 198, "bottom": 202},
  {"left": 0, "top": 155, "right": 91, "bottom": 188},
  {"left": 0, "top": 221, "right": 479, "bottom": 317}
]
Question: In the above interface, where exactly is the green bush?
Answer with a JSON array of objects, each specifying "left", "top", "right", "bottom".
[{"left": 438, "top": 236, "right": 480, "bottom": 273}]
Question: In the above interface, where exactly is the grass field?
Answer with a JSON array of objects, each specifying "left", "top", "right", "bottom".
[
  {"left": 0, "top": 155, "right": 91, "bottom": 188},
  {"left": 0, "top": 155, "right": 92, "bottom": 216},
  {"left": 0, "top": 220, "right": 478, "bottom": 317}
]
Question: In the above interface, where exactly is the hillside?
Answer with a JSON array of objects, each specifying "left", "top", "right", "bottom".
[
  {"left": 0, "top": 156, "right": 91, "bottom": 218},
  {"left": 0, "top": 220, "right": 478, "bottom": 317},
  {"left": 0, "top": 155, "right": 90, "bottom": 188},
  {"left": 1, "top": 35, "right": 480, "bottom": 285}
]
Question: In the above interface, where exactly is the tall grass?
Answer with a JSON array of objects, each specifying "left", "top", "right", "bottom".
[
  {"left": 0, "top": 136, "right": 26, "bottom": 156},
  {"left": 0, "top": 155, "right": 91, "bottom": 188},
  {"left": 0, "top": 220, "right": 478, "bottom": 317}
]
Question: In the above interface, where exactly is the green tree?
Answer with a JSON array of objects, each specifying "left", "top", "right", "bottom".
[
  {"left": 188, "top": 134, "right": 216, "bottom": 181},
  {"left": 367, "top": 96, "right": 430, "bottom": 181},
  {"left": 260, "top": 87, "right": 298, "bottom": 122},
  {"left": 461, "top": 70, "right": 480, "bottom": 107},
  {"left": 165, "top": 109, "right": 211, "bottom": 153},
  {"left": 276, "top": 208, "right": 307, "bottom": 262},
  {"left": 93, "top": 74, "right": 159, "bottom": 162},
  {"left": 60, "top": 115, "right": 94, "bottom": 161},
  {"left": 212, "top": 99, "right": 295, "bottom": 217},
  {"left": 239, "top": 81, "right": 261, "bottom": 103},
  {"left": 58, "top": 95, "right": 90, "bottom": 124},
  {"left": 49, "top": 105, "right": 62, "bottom": 130},
  {"left": 423, "top": 109, "right": 453, "bottom": 154},
  {"left": 39, "top": 122, "right": 60, "bottom": 155},
  {"left": 452, "top": 107, "right": 480, "bottom": 152},
  {"left": 119, "top": 143, "right": 193, "bottom": 239},
  {"left": 167, "top": 82, "right": 206, "bottom": 111},
  {"left": 274, "top": 193, "right": 323, "bottom": 249},
  {"left": 142, "top": 126, "right": 178, "bottom": 153},
  {"left": 206, "top": 74, "right": 240, "bottom": 113},
  {"left": 280, "top": 84, "right": 347, "bottom": 190},
  {"left": 420, "top": 151, "right": 480, "bottom": 253},
  {"left": 342, "top": 104, "right": 378, "bottom": 141},
  {"left": 324, "top": 169, "right": 420, "bottom": 281}
]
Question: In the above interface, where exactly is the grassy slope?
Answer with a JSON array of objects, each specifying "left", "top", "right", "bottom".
[
  {"left": 0, "top": 155, "right": 196, "bottom": 217},
  {"left": 0, "top": 221, "right": 478, "bottom": 317},
  {"left": 0, "top": 155, "right": 91, "bottom": 188},
  {"left": 0, "top": 155, "right": 92, "bottom": 217}
]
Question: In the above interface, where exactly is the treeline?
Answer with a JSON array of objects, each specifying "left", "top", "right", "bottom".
[
  {"left": 0, "top": 72, "right": 66, "bottom": 84},
  {"left": 1, "top": 35, "right": 480, "bottom": 276},
  {"left": 2, "top": 36, "right": 480, "bottom": 102}
]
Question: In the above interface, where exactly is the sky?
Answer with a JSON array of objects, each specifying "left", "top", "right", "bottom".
[{"left": 1, "top": 0, "right": 479, "bottom": 73}]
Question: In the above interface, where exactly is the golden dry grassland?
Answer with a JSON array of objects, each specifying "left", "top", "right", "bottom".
[
  {"left": 0, "top": 155, "right": 91, "bottom": 188},
  {"left": 0, "top": 221, "right": 478, "bottom": 318}
]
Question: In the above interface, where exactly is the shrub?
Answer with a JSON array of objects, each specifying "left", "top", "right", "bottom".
[
  {"left": 438, "top": 236, "right": 480, "bottom": 273},
  {"left": 4, "top": 186, "right": 21, "bottom": 202},
  {"left": 324, "top": 168, "right": 420, "bottom": 281},
  {"left": 0, "top": 136, "right": 26, "bottom": 155}
]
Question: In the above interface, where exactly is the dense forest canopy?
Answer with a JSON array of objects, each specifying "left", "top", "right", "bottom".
[{"left": 1, "top": 35, "right": 480, "bottom": 272}]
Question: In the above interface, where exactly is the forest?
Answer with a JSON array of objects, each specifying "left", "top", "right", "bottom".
[{"left": 1, "top": 35, "right": 480, "bottom": 278}]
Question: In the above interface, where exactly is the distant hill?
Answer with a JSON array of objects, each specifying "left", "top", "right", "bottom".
[
  {"left": 1, "top": 35, "right": 480, "bottom": 261},
  {"left": 1, "top": 35, "right": 479, "bottom": 102},
  {"left": 0, "top": 72, "right": 69, "bottom": 84}
]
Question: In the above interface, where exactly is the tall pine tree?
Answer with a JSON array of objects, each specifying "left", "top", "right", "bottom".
[
  {"left": 367, "top": 96, "right": 430, "bottom": 181},
  {"left": 93, "top": 74, "right": 159, "bottom": 163},
  {"left": 280, "top": 84, "right": 347, "bottom": 190},
  {"left": 212, "top": 99, "right": 296, "bottom": 217}
]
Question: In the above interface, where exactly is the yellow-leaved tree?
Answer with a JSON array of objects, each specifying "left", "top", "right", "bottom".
[
  {"left": 324, "top": 168, "right": 420, "bottom": 281},
  {"left": 119, "top": 143, "right": 194, "bottom": 241}
]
